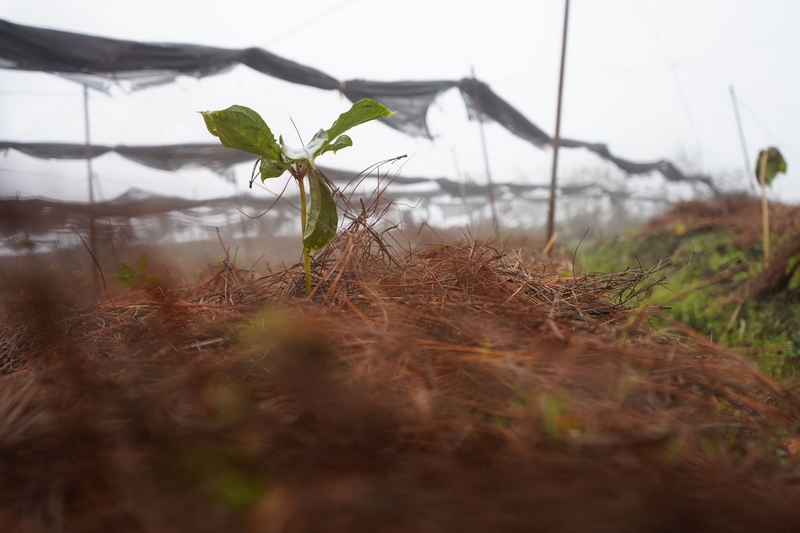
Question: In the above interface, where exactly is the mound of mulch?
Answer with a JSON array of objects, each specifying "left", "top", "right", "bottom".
[
  {"left": 646, "top": 194, "right": 800, "bottom": 247},
  {"left": 646, "top": 194, "right": 800, "bottom": 299},
  {"left": 2, "top": 220, "right": 800, "bottom": 532}
]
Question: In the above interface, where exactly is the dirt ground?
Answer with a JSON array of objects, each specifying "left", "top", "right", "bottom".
[{"left": 1, "top": 198, "right": 800, "bottom": 532}]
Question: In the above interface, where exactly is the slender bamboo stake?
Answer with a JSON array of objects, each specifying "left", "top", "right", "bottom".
[
  {"left": 83, "top": 84, "right": 100, "bottom": 294},
  {"left": 477, "top": 110, "right": 499, "bottom": 231},
  {"left": 546, "top": 0, "right": 571, "bottom": 243},
  {"left": 451, "top": 147, "right": 475, "bottom": 228},
  {"left": 758, "top": 151, "right": 770, "bottom": 267},
  {"left": 471, "top": 67, "right": 499, "bottom": 231}
]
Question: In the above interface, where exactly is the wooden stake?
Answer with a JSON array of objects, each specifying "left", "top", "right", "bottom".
[
  {"left": 758, "top": 151, "right": 770, "bottom": 267},
  {"left": 546, "top": 0, "right": 571, "bottom": 243},
  {"left": 471, "top": 67, "right": 499, "bottom": 231},
  {"left": 83, "top": 84, "right": 100, "bottom": 294}
]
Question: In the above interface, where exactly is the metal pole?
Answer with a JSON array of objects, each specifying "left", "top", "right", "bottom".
[
  {"left": 729, "top": 86, "right": 757, "bottom": 194},
  {"left": 83, "top": 85, "right": 100, "bottom": 291},
  {"left": 546, "top": 0, "right": 570, "bottom": 243}
]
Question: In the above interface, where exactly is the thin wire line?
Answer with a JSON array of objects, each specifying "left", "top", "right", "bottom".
[
  {"left": 631, "top": 0, "right": 701, "bottom": 147},
  {"left": 262, "top": 0, "right": 362, "bottom": 46}
]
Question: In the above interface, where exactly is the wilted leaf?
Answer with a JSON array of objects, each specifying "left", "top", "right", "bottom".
[{"left": 755, "top": 147, "right": 787, "bottom": 186}]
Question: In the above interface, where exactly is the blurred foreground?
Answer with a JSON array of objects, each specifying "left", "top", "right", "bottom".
[{"left": 2, "top": 199, "right": 800, "bottom": 532}]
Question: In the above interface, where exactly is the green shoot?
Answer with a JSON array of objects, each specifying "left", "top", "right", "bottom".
[
  {"left": 115, "top": 253, "right": 160, "bottom": 287},
  {"left": 201, "top": 99, "right": 394, "bottom": 295},
  {"left": 755, "top": 147, "right": 787, "bottom": 267}
]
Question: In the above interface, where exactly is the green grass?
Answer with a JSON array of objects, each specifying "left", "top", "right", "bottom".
[{"left": 577, "top": 226, "right": 800, "bottom": 379}]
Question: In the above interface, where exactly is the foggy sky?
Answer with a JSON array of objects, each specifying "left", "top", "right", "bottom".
[{"left": 1, "top": 0, "right": 797, "bottom": 204}]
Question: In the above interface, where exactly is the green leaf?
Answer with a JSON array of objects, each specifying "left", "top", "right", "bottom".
[
  {"left": 755, "top": 147, "right": 788, "bottom": 186},
  {"left": 788, "top": 253, "right": 800, "bottom": 276},
  {"left": 539, "top": 393, "right": 565, "bottom": 438},
  {"left": 115, "top": 263, "right": 138, "bottom": 286},
  {"left": 202, "top": 113, "right": 219, "bottom": 136},
  {"left": 259, "top": 157, "right": 288, "bottom": 180},
  {"left": 321, "top": 134, "right": 353, "bottom": 155},
  {"left": 789, "top": 253, "right": 800, "bottom": 290},
  {"left": 324, "top": 99, "right": 394, "bottom": 145},
  {"left": 302, "top": 166, "right": 338, "bottom": 252},
  {"left": 200, "top": 105, "right": 280, "bottom": 159},
  {"left": 134, "top": 252, "right": 149, "bottom": 272},
  {"left": 206, "top": 469, "right": 269, "bottom": 509}
]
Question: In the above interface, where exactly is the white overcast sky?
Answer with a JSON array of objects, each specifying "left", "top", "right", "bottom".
[{"left": 0, "top": 0, "right": 798, "bottom": 205}]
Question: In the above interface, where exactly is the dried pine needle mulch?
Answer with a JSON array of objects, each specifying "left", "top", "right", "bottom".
[
  {"left": 2, "top": 224, "right": 800, "bottom": 532},
  {"left": 647, "top": 194, "right": 800, "bottom": 247}
]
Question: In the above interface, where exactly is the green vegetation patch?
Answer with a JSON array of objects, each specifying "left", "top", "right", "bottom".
[{"left": 579, "top": 223, "right": 800, "bottom": 379}]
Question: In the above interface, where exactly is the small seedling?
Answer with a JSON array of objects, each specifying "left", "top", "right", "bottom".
[
  {"left": 115, "top": 253, "right": 160, "bottom": 286},
  {"left": 755, "top": 147, "right": 787, "bottom": 267},
  {"left": 201, "top": 99, "right": 394, "bottom": 295}
]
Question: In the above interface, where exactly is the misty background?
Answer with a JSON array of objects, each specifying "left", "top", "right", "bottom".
[{"left": 1, "top": 0, "right": 797, "bottom": 246}]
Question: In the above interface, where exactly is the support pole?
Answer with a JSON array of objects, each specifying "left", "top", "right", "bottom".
[
  {"left": 451, "top": 147, "right": 475, "bottom": 228},
  {"left": 729, "top": 86, "right": 757, "bottom": 194},
  {"left": 477, "top": 107, "right": 499, "bottom": 231},
  {"left": 471, "top": 67, "right": 499, "bottom": 231},
  {"left": 546, "top": 0, "right": 570, "bottom": 243},
  {"left": 758, "top": 151, "right": 770, "bottom": 268},
  {"left": 83, "top": 85, "right": 100, "bottom": 292}
]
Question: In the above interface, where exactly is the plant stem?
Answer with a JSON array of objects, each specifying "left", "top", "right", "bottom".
[
  {"left": 758, "top": 152, "right": 770, "bottom": 268},
  {"left": 296, "top": 168, "right": 313, "bottom": 296},
  {"left": 302, "top": 248, "right": 312, "bottom": 296}
]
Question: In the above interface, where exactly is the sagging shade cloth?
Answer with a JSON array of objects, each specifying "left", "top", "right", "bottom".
[
  {"left": 0, "top": 19, "right": 715, "bottom": 191},
  {"left": 0, "top": 141, "right": 433, "bottom": 186},
  {"left": 457, "top": 78, "right": 552, "bottom": 148},
  {"left": 0, "top": 141, "right": 683, "bottom": 203},
  {"left": 0, "top": 142, "right": 113, "bottom": 160},
  {"left": 0, "top": 141, "right": 251, "bottom": 178},
  {"left": 0, "top": 19, "right": 340, "bottom": 91},
  {"left": 559, "top": 139, "right": 717, "bottom": 191},
  {"left": 341, "top": 80, "right": 458, "bottom": 138}
]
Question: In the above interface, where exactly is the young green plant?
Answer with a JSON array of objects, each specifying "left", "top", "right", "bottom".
[
  {"left": 755, "top": 147, "right": 787, "bottom": 268},
  {"left": 201, "top": 99, "right": 394, "bottom": 295}
]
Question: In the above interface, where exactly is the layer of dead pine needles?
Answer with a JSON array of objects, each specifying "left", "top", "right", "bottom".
[{"left": 1, "top": 199, "right": 800, "bottom": 532}]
